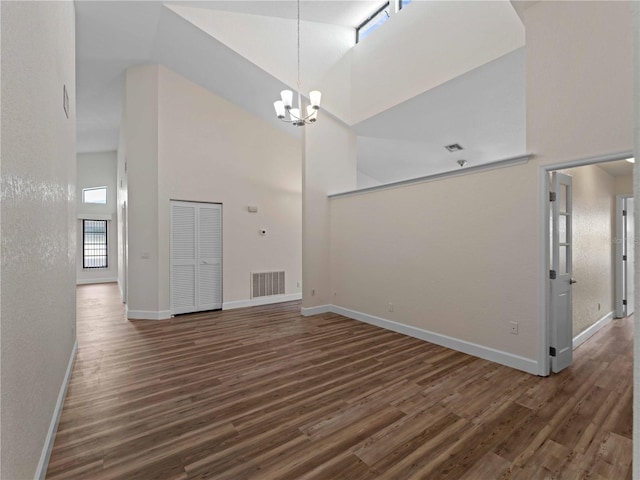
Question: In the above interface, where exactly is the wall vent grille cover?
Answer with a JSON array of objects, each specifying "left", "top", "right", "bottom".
[
  {"left": 444, "top": 143, "right": 464, "bottom": 152},
  {"left": 251, "top": 271, "right": 285, "bottom": 298}
]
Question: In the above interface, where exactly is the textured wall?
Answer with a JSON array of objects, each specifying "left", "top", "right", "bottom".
[
  {"left": 0, "top": 2, "right": 76, "bottom": 478},
  {"left": 562, "top": 165, "right": 616, "bottom": 336},
  {"left": 632, "top": 1, "right": 639, "bottom": 477}
]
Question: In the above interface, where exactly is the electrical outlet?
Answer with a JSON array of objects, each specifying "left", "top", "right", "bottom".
[
  {"left": 311, "top": 289, "right": 315, "bottom": 296},
  {"left": 510, "top": 321, "right": 518, "bottom": 335},
  {"left": 297, "top": 281, "right": 300, "bottom": 288},
  {"left": 388, "top": 302, "right": 394, "bottom": 312},
  {"left": 598, "top": 303, "right": 601, "bottom": 311}
]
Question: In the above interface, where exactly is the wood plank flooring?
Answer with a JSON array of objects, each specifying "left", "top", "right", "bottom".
[{"left": 46, "top": 283, "right": 633, "bottom": 479}]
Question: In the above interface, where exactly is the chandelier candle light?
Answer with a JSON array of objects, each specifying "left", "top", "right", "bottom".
[{"left": 273, "top": 0, "right": 321, "bottom": 126}]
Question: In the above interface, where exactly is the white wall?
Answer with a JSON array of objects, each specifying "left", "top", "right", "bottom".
[
  {"left": 122, "top": 65, "right": 161, "bottom": 315},
  {"left": 0, "top": 2, "right": 77, "bottom": 478},
  {"left": 120, "top": 65, "right": 302, "bottom": 318},
  {"left": 351, "top": 0, "right": 524, "bottom": 124},
  {"left": 616, "top": 174, "right": 633, "bottom": 195},
  {"left": 76, "top": 151, "right": 118, "bottom": 284},
  {"left": 526, "top": 1, "right": 633, "bottom": 166},
  {"left": 303, "top": 115, "right": 357, "bottom": 310},
  {"left": 562, "top": 164, "right": 616, "bottom": 336},
  {"left": 157, "top": 65, "right": 302, "bottom": 311},
  {"left": 322, "top": 0, "right": 633, "bottom": 375},
  {"left": 330, "top": 161, "right": 540, "bottom": 364}
]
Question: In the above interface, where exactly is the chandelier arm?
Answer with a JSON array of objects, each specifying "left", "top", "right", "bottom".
[{"left": 286, "top": 109, "right": 316, "bottom": 123}]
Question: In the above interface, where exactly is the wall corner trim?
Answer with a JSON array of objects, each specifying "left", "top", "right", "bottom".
[
  {"left": 34, "top": 339, "right": 78, "bottom": 480},
  {"left": 329, "top": 153, "right": 533, "bottom": 199},
  {"left": 572, "top": 311, "right": 615, "bottom": 350},
  {"left": 300, "top": 305, "right": 333, "bottom": 316},
  {"left": 126, "top": 308, "right": 172, "bottom": 321},
  {"left": 311, "top": 305, "right": 539, "bottom": 375},
  {"left": 222, "top": 293, "right": 302, "bottom": 310}
]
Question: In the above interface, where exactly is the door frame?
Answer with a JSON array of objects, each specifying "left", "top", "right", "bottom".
[
  {"left": 538, "top": 150, "right": 633, "bottom": 376},
  {"left": 615, "top": 194, "right": 634, "bottom": 318},
  {"left": 169, "top": 199, "right": 224, "bottom": 316}
]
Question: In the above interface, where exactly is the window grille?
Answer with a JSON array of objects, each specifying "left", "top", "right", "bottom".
[{"left": 83, "top": 219, "right": 108, "bottom": 268}]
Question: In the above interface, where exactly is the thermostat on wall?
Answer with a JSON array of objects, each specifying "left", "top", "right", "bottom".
[{"left": 248, "top": 206, "right": 258, "bottom": 213}]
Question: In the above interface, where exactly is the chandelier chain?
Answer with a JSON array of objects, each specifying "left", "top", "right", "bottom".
[
  {"left": 297, "top": 0, "right": 301, "bottom": 110},
  {"left": 272, "top": 0, "right": 320, "bottom": 126}
]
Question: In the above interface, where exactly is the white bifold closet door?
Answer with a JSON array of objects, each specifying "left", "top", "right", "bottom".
[{"left": 171, "top": 201, "right": 222, "bottom": 315}]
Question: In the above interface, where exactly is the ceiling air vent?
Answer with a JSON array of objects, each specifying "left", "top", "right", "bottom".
[{"left": 445, "top": 143, "right": 464, "bottom": 152}]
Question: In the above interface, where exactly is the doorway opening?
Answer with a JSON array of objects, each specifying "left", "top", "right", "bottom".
[{"left": 540, "top": 151, "right": 634, "bottom": 375}]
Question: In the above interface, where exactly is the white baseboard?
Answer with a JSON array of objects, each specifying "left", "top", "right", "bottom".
[
  {"left": 306, "top": 305, "right": 538, "bottom": 375},
  {"left": 301, "top": 304, "right": 332, "bottom": 316},
  {"left": 34, "top": 339, "right": 77, "bottom": 480},
  {"left": 573, "top": 311, "right": 614, "bottom": 350},
  {"left": 126, "top": 308, "right": 172, "bottom": 320},
  {"left": 76, "top": 277, "right": 118, "bottom": 285},
  {"left": 223, "top": 293, "right": 302, "bottom": 310}
]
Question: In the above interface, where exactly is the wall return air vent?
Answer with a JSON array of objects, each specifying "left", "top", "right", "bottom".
[{"left": 251, "top": 271, "right": 285, "bottom": 298}]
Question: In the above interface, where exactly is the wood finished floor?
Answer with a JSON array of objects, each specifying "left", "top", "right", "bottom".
[{"left": 46, "top": 283, "right": 632, "bottom": 479}]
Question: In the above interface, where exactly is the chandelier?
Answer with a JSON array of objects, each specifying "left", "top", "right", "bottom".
[{"left": 273, "top": 0, "right": 321, "bottom": 126}]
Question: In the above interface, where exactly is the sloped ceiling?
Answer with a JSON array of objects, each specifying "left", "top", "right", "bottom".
[
  {"left": 76, "top": 0, "right": 526, "bottom": 183},
  {"left": 355, "top": 47, "right": 526, "bottom": 184}
]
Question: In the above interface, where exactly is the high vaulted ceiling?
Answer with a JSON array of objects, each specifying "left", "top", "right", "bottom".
[{"left": 76, "top": 1, "right": 527, "bottom": 184}]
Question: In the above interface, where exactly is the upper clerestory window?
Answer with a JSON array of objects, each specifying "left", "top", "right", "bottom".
[
  {"left": 82, "top": 186, "right": 107, "bottom": 204},
  {"left": 356, "top": 2, "right": 391, "bottom": 43}
]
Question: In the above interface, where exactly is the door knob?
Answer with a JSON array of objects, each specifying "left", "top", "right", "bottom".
[{"left": 569, "top": 278, "right": 577, "bottom": 284}]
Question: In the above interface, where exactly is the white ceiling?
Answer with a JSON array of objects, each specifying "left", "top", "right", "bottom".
[
  {"left": 166, "top": 1, "right": 381, "bottom": 27},
  {"left": 598, "top": 159, "right": 634, "bottom": 177},
  {"left": 76, "top": 1, "right": 527, "bottom": 184},
  {"left": 354, "top": 47, "right": 525, "bottom": 183}
]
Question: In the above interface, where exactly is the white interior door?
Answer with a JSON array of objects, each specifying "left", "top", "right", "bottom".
[
  {"left": 122, "top": 201, "right": 128, "bottom": 304},
  {"left": 171, "top": 201, "right": 222, "bottom": 315},
  {"left": 549, "top": 172, "right": 574, "bottom": 373},
  {"left": 625, "top": 199, "right": 634, "bottom": 316},
  {"left": 197, "top": 204, "right": 222, "bottom": 311}
]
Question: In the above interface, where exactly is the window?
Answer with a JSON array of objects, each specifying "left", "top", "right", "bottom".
[
  {"left": 82, "top": 186, "right": 107, "bottom": 204},
  {"left": 83, "top": 220, "right": 108, "bottom": 268},
  {"left": 399, "top": 0, "right": 412, "bottom": 9},
  {"left": 356, "top": 2, "right": 391, "bottom": 43}
]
